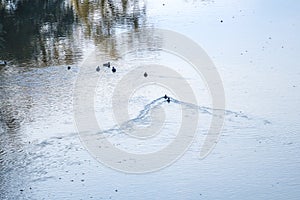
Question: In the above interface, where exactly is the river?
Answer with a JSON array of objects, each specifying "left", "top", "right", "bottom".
[{"left": 0, "top": 0, "right": 300, "bottom": 199}]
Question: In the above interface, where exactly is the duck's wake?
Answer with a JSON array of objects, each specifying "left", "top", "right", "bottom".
[{"left": 94, "top": 96, "right": 267, "bottom": 138}]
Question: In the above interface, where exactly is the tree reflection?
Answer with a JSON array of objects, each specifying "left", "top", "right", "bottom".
[
  {"left": 0, "top": 0, "right": 147, "bottom": 67},
  {"left": 72, "top": 0, "right": 146, "bottom": 58},
  {"left": 0, "top": 0, "right": 76, "bottom": 66}
]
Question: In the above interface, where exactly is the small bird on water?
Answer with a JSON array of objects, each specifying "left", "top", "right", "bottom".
[
  {"left": 164, "top": 94, "right": 168, "bottom": 99},
  {"left": 103, "top": 62, "right": 110, "bottom": 68},
  {"left": 144, "top": 72, "right": 148, "bottom": 77},
  {"left": 167, "top": 97, "right": 171, "bottom": 103},
  {"left": 112, "top": 66, "right": 116, "bottom": 73},
  {"left": 96, "top": 66, "right": 100, "bottom": 72},
  {"left": 67, "top": 66, "right": 71, "bottom": 70}
]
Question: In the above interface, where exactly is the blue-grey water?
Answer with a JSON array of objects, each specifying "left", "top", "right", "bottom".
[{"left": 1, "top": 0, "right": 300, "bottom": 199}]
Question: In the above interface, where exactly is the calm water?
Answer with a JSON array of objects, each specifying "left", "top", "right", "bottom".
[{"left": 1, "top": 0, "right": 300, "bottom": 199}]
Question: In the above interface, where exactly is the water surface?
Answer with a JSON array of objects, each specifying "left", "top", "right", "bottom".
[{"left": 1, "top": 0, "right": 300, "bottom": 199}]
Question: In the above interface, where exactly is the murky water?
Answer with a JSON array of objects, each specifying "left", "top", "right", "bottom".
[{"left": 1, "top": 0, "right": 300, "bottom": 199}]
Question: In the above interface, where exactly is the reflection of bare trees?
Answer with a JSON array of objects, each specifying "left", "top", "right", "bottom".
[
  {"left": 0, "top": 0, "right": 147, "bottom": 67},
  {"left": 0, "top": 0, "right": 77, "bottom": 67},
  {"left": 72, "top": 0, "right": 146, "bottom": 57},
  {"left": 73, "top": 0, "right": 146, "bottom": 36}
]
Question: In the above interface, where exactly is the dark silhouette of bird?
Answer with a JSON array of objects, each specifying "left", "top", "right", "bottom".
[
  {"left": 164, "top": 94, "right": 168, "bottom": 99},
  {"left": 112, "top": 67, "right": 116, "bottom": 73},
  {"left": 103, "top": 62, "right": 110, "bottom": 68},
  {"left": 96, "top": 66, "right": 100, "bottom": 72},
  {"left": 67, "top": 66, "right": 71, "bottom": 70},
  {"left": 167, "top": 97, "right": 171, "bottom": 103},
  {"left": 144, "top": 72, "right": 148, "bottom": 77}
]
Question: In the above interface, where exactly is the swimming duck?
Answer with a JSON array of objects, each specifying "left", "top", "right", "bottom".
[
  {"left": 112, "top": 66, "right": 116, "bottom": 73},
  {"left": 164, "top": 94, "right": 168, "bottom": 99},
  {"left": 67, "top": 66, "right": 71, "bottom": 70},
  {"left": 144, "top": 72, "right": 148, "bottom": 77},
  {"left": 96, "top": 66, "right": 100, "bottom": 72},
  {"left": 103, "top": 62, "right": 110, "bottom": 68},
  {"left": 167, "top": 97, "right": 171, "bottom": 103}
]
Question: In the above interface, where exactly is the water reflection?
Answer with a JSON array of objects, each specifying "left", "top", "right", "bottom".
[
  {"left": 0, "top": 0, "right": 150, "bottom": 194},
  {"left": 0, "top": 65, "right": 35, "bottom": 198},
  {"left": 0, "top": 0, "right": 147, "bottom": 67},
  {"left": 0, "top": 0, "right": 75, "bottom": 66}
]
